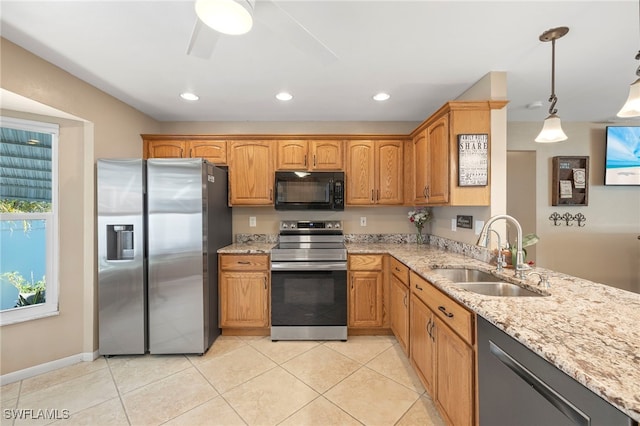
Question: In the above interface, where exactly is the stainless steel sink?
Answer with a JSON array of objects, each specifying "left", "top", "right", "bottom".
[
  {"left": 454, "top": 282, "right": 544, "bottom": 297},
  {"left": 431, "top": 268, "right": 546, "bottom": 297},
  {"left": 431, "top": 268, "right": 502, "bottom": 283}
]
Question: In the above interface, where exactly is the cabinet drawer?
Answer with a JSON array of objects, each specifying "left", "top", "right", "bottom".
[
  {"left": 220, "top": 254, "right": 269, "bottom": 271},
  {"left": 349, "top": 254, "right": 383, "bottom": 271},
  {"left": 390, "top": 257, "right": 409, "bottom": 284},
  {"left": 410, "top": 272, "right": 473, "bottom": 344}
]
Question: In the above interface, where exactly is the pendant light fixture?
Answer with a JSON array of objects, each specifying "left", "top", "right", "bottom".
[
  {"left": 617, "top": 0, "right": 640, "bottom": 117},
  {"left": 535, "top": 26, "right": 569, "bottom": 143},
  {"left": 195, "top": 0, "right": 255, "bottom": 35}
]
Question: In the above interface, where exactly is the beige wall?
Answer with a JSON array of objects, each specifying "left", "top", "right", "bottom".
[
  {"left": 508, "top": 122, "right": 640, "bottom": 293},
  {"left": 0, "top": 38, "right": 159, "bottom": 375}
]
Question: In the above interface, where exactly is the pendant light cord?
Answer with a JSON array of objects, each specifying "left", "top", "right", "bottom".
[{"left": 548, "top": 38, "right": 558, "bottom": 115}]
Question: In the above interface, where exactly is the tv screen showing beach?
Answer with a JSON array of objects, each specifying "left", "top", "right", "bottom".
[{"left": 605, "top": 126, "right": 640, "bottom": 186}]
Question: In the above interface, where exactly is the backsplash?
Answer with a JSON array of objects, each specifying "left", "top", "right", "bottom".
[{"left": 234, "top": 233, "right": 492, "bottom": 263}]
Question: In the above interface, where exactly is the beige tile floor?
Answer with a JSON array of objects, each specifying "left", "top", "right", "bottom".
[{"left": 1, "top": 336, "right": 445, "bottom": 426}]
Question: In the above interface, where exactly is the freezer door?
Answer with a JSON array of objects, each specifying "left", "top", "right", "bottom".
[
  {"left": 97, "top": 159, "right": 146, "bottom": 355},
  {"left": 147, "top": 158, "right": 207, "bottom": 354}
]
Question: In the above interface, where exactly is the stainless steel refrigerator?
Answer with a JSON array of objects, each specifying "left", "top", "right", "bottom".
[{"left": 97, "top": 158, "right": 231, "bottom": 355}]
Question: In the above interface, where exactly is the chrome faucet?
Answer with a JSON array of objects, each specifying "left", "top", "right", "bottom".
[
  {"left": 477, "top": 214, "right": 530, "bottom": 279},
  {"left": 489, "top": 229, "right": 506, "bottom": 272},
  {"left": 528, "top": 271, "right": 550, "bottom": 289}
]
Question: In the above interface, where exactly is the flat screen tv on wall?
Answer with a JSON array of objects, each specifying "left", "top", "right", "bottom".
[{"left": 605, "top": 126, "right": 640, "bottom": 186}]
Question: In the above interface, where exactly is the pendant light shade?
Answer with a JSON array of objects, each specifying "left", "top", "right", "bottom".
[
  {"left": 617, "top": 0, "right": 640, "bottom": 118},
  {"left": 617, "top": 78, "right": 640, "bottom": 118},
  {"left": 535, "top": 114, "right": 568, "bottom": 143},
  {"left": 535, "top": 26, "right": 569, "bottom": 143},
  {"left": 195, "top": 0, "right": 255, "bottom": 35}
]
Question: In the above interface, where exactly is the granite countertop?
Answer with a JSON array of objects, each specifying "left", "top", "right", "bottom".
[{"left": 219, "top": 241, "right": 640, "bottom": 421}]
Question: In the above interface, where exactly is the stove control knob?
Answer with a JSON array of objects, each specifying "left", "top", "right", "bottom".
[
  {"left": 334, "top": 222, "right": 340, "bottom": 229},
  {"left": 290, "top": 223, "right": 296, "bottom": 229},
  {"left": 326, "top": 223, "right": 333, "bottom": 229},
  {"left": 282, "top": 223, "right": 288, "bottom": 229}
]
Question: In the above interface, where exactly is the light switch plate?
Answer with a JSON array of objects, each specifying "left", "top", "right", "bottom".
[
  {"left": 451, "top": 218, "right": 457, "bottom": 231},
  {"left": 249, "top": 216, "right": 256, "bottom": 227},
  {"left": 360, "top": 217, "right": 367, "bottom": 227}
]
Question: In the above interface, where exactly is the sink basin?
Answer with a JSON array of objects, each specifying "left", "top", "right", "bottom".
[
  {"left": 454, "top": 282, "right": 544, "bottom": 297},
  {"left": 431, "top": 268, "right": 502, "bottom": 283}
]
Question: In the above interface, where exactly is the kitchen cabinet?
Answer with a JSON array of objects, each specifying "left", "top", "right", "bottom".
[
  {"left": 143, "top": 136, "right": 227, "bottom": 165},
  {"left": 348, "top": 254, "right": 385, "bottom": 329},
  {"left": 410, "top": 117, "right": 449, "bottom": 205},
  {"left": 276, "top": 140, "right": 344, "bottom": 170},
  {"left": 218, "top": 254, "right": 270, "bottom": 330},
  {"left": 228, "top": 141, "right": 274, "bottom": 205},
  {"left": 406, "top": 101, "right": 507, "bottom": 206},
  {"left": 346, "top": 140, "right": 403, "bottom": 205},
  {"left": 389, "top": 257, "right": 410, "bottom": 355},
  {"left": 410, "top": 271, "right": 475, "bottom": 426}
]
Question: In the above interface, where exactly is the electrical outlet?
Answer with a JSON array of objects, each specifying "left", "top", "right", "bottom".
[
  {"left": 475, "top": 220, "right": 485, "bottom": 235},
  {"left": 360, "top": 217, "right": 367, "bottom": 227},
  {"left": 451, "top": 218, "right": 457, "bottom": 231},
  {"left": 249, "top": 216, "right": 256, "bottom": 227}
]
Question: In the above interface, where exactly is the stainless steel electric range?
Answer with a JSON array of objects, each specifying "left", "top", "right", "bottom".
[{"left": 270, "top": 220, "right": 347, "bottom": 341}]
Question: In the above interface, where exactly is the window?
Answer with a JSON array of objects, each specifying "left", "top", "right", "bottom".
[{"left": 0, "top": 117, "right": 58, "bottom": 325}]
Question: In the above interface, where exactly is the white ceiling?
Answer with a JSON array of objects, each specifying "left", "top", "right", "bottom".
[{"left": 2, "top": 0, "right": 640, "bottom": 124}]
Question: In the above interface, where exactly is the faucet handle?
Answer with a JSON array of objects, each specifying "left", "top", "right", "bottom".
[{"left": 527, "top": 271, "right": 550, "bottom": 289}]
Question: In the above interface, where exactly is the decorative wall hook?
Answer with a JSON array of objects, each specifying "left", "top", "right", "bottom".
[
  {"left": 561, "top": 212, "right": 574, "bottom": 226},
  {"left": 549, "top": 212, "right": 587, "bottom": 227},
  {"left": 549, "top": 212, "right": 562, "bottom": 226}
]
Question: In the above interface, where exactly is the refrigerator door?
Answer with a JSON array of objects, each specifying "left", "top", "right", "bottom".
[
  {"left": 147, "top": 158, "right": 208, "bottom": 354},
  {"left": 97, "top": 159, "right": 146, "bottom": 355}
]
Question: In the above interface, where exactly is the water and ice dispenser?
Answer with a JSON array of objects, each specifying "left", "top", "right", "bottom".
[{"left": 106, "top": 224, "right": 134, "bottom": 260}]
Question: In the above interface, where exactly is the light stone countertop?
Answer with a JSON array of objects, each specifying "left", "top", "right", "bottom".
[{"left": 219, "top": 241, "right": 640, "bottom": 421}]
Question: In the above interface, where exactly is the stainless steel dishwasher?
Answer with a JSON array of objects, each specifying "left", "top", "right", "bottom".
[{"left": 477, "top": 316, "right": 635, "bottom": 426}]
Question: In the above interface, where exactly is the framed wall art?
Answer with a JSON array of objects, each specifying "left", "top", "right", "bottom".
[{"left": 458, "top": 133, "right": 488, "bottom": 186}]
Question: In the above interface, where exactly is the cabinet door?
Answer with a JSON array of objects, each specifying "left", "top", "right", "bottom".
[
  {"left": 390, "top": 274, "right": 409, "bottom": 355},
  {"left": 189, "top": 140, "right": 227, "bottom": 165},
  {"left": 228, "top": 141, "right": 274, "bottom": 205},
  {"left": 348, "top": 270, "right": 383, "bottom": 327},
  {"left": 219, "top": 271, "right": 269, "bottom": 328},
  {"left": 426, "top": 115, "right": 450, "bottom": 204},
  {"left": 435, "top": 316, "right": 474, "bottom": 426},
  {"left": 376, "top": 140, "right": 404, "bottom": 205},
  {"left": 310, "top": 140, "right": 343, "bottom": 170},
  {"left": 147, "top": 140, "right": 187, "bottom": 159},
  {"left": 276, "top": 140, "right": 308, "bottom": 170},
  {"left": 346, "top": 141, "right": 376, "bottom": 205},
  {"left": 411, "top": 131, "right": 429, "bottom": 205},
  {"left": 410, "top": 295, "right": 435, "bottom": 395}
]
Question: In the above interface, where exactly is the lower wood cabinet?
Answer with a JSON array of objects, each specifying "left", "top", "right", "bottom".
[
  {"left": 389, "top": 257, "right": 410, "bottom": 355},
  {"left": 348, "top": 254, "right": 385, "bottom": 329},
  {"left": 218, "top": 254, "right": 270, "bottom": 330},
  {"left": 410, "top": 271, "right": 475, "bottom": 426}
]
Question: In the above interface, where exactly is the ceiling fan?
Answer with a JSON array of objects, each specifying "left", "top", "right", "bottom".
[{"left": 186, "top": 0, "right": 338, "bottom": 63}]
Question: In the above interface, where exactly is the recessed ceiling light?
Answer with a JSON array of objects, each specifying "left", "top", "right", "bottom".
[
  {"left": 276, "top": 92, "right": 293, "bottom": 101},
  {"left": 527, "top": 101, "right": 543, "bottom": 109},
  {"left": 180, "top": 92, "right": 199, "bottom": 101},
  {"left": 373, "top": 92, "right": 390, "bottom": 101}
]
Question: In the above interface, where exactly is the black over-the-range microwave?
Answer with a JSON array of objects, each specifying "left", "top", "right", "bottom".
[{"left": 274, "top": 171, "right": 344, "bottom": 210}]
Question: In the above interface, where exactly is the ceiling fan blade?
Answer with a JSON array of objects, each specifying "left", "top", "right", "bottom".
[
  {"left": 256, "top": 0, "right": 338, "bottom": 64},
  {"left": 186, "top": 18, "right": 220, "bottom": 59}
]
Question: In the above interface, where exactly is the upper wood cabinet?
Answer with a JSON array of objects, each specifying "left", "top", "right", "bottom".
[
  {"left": 346, "top": 140, "right": 403, "bottom": 205},
  {"left": 406, "top": 101, "right": 507, "bottom": 206},
  {"left": 228, "top": 141, "right": 274, "bottom": 205},
  {"left": 143, "top": 136, "right": 227, "bottom": 165},
  {"left": 410, "top": 116, "right": 449, "bottom": 205},
  {"left": 276, "top": 140, "right": 343, "bottom": 171}
]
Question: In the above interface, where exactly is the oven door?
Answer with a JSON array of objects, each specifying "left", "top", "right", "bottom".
[{"left": 271, "top": 264, "right": 347, "bottom": 340}]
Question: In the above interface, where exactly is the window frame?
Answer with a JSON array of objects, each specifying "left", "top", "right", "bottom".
[{"left": 0, "top": 116, "right": 59, "bottom": 326}]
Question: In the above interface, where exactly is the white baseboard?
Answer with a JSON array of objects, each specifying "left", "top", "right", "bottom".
[{"left": 0, "top": 350, "right": 99, "bottom": 386}]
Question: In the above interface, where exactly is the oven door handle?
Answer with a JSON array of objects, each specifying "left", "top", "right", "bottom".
[{"left": 271, "top": 262, "right": 347, "bottom": 271}]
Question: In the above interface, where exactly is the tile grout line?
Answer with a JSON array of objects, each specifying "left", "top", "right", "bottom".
[{"left": 105, "top": 356, "right": 133, "bottom": 426}]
